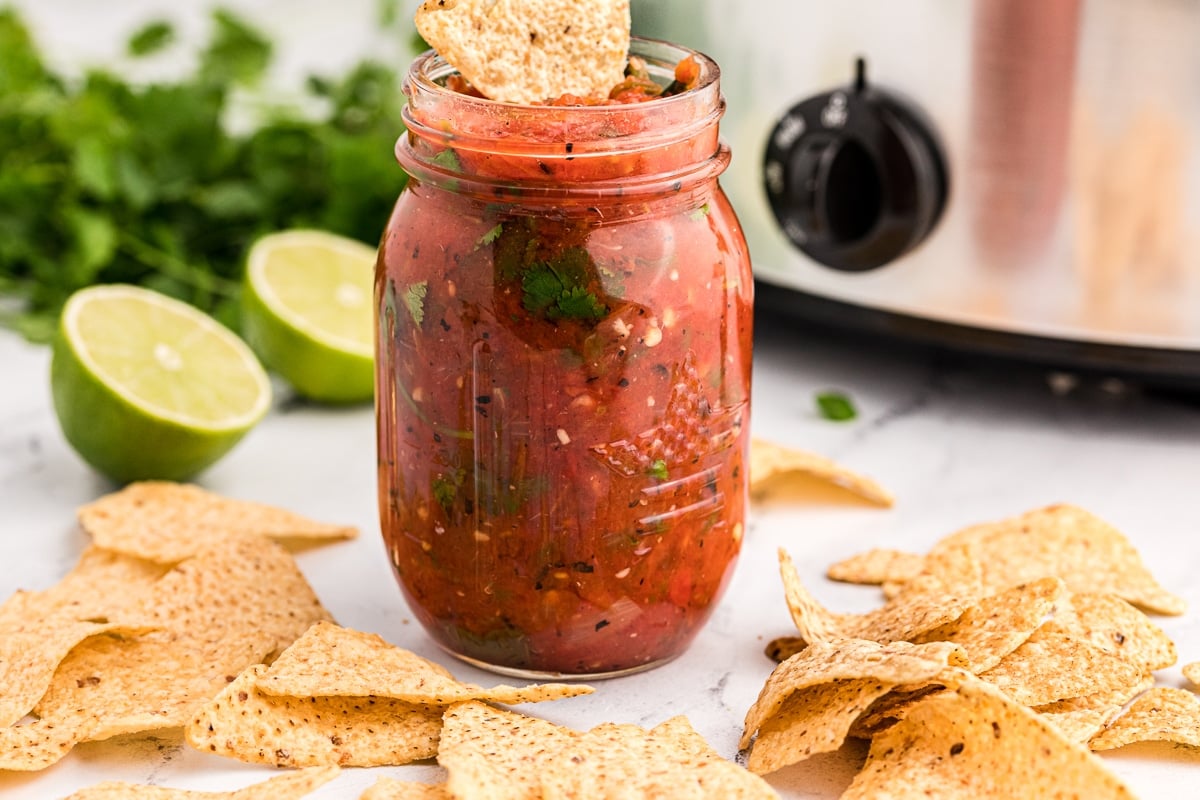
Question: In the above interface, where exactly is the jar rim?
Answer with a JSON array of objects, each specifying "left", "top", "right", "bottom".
[
  {"left": 397, "top": 36, "right": 729, "bottom": 197},
  {"left": 405, "top": 36, "right": 720, "bottom": 115},
  {"left": 401, "top": 36, "right": 724, "bottom": 155}
]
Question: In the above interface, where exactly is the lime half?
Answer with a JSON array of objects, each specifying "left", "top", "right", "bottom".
[
  {"left": 242, "top": 230, "right": 377, "bottom": 404},
  {"left": 51, "top": 285, "right": 271, "bottom": 483}
]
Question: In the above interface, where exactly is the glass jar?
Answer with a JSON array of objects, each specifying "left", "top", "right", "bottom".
[{"left": 376, "top": 38, "right": 753, "bottom": 678}]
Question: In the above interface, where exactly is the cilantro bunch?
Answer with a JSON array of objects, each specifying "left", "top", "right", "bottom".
[{"left": 0, "top": 8, "right": 410, "bottom": 341}]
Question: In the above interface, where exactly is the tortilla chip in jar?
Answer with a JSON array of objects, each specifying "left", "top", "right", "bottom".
[{"left": 414, "top": 0, "right": 630, "bottom": 104}]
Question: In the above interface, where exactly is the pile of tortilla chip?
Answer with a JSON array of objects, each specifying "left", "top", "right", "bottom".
[
  {"left": 185, "top": 621, "right": 593, "bottom": 768},
  {"left": 742, "top": 504, "right": 1198, "bottom": 797},
  {"left": 181, "top": 621, "right": 776, "bottom": 798},
  {"left": 0, "top": 482, "right": 350, "bottom": 772}
]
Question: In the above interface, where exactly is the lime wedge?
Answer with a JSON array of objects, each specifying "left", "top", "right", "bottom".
[
  {"left": 242, "top": 230, "right": 377, "bottom": 404},
  {"left": 51, "top": 285, "right": 271, "bottom": 483}
]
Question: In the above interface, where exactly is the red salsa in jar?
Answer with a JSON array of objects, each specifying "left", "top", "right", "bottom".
[{"left": 376, "top": 38, "right": 752, "bottom": 677}]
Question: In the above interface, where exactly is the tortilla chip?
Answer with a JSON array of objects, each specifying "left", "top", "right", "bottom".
[
  {"left": 1089, "top": 687, "right": 1200, "bottom": 751},
  {"left": 848, "top": 678, "right": 961, "bottom": 740},
  {"left": 740, "top": 638, "right": 968, "bottom": 750},
  {"left": 749, "top": 439, "right": 893, "bottom": 507},
  {"left": 746, "top": 678, "right": 898, "bottom": 775},
  {"left": 257, "top": 622, "right": 592, "bottom": 705},
  {"left": 0, "top": 546, "right": 169, "bottom": 730},
  {"left": 61, "top": 766, "right": 340, "bottom": 798},
  {"left": 894, "top": 505, "right": 1185, "bottom": 615},
  {"left": 3, "top": 537, "right": 329, "bottom": 769},
  {"left": 0, "top": 718, "right": 79, "bottom": 772},
  {"left": 438, "top": 700, "right": 578, "bottom": 800},
  {"left": 0, "top": 618, "right": 153, "bottom": 727},
  {"left": 1050, "top": 592, "right": 1176, "bottom": 672},
  {"left": 913, "top": 577, "right": 1066, "bottom": 673},
  {"left": 977, "top": 627, "right": 1144, "bottom": 707},
  {"left": 542, "top": 715, "right": 778, "bottom": 798},
  {"left": 1036, "top": 675, "right": 1154, "bottom": 744},
  {"left": 360, "top": 778, "right": 452, "bottom": 800},
  {"left": 826, "top": 548, "right": 924, "bottom": 585},
  {"left": 185, "top": 665, "right": 443, "bottom": 767},
  {"left": 777, "top": 549, "right": 973, "bottom": 649},
  {"left": 414, "top": 0, "right": 630, "bottom": 104},
  {"left": 896, "top": 541, "right": 985, "bottom": 597},
  {"left": 1184, "top": 661, "right": 1200, "bottom": 685},
  {"left": 78, "top": 481, "right": 356, "bottom": 564},
  {"left": 763, "top": 636, "right": 806, "bottom": 664},
  {"left": 11, "top": 545, "right": 170, "bottom": 620},
  {"left": 842, "top": 678, "right": 1135, "bottom": 799}
]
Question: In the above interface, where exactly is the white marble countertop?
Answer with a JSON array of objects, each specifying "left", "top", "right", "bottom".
[{"left": 3, "top": 318, "right": 1200, "bottom": 798}]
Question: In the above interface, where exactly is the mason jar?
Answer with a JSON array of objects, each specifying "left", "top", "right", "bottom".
[{"left": 376, "top": 38, "right": 753, "bottom": 678}]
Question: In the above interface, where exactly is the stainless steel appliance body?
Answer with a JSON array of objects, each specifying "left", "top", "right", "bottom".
[{"left": 633, "top": 0, "right": 1200, "bottom": 378}]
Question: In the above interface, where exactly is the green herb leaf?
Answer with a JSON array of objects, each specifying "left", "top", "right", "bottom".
[
  {"left": 432, "top": 467, "right": 466, "bottom": 512},
  {"left": 0, "top": 7, "right": 409, "bottom": 342},
  {"left": 816, "top": 391, "right": 858, "bottom": 422},
  {"left": 127, "top": 21, "right": 175, "bottom": 57},
  {"left": 0, "top": 9, "right": 50, "bottom": 94},
  {"left": 431, "top": 148, "right": 461, "bottom": 172},
  {"left": 689, "top": 202, "right": 710, "bottom": 221},
  {"left": 520, "top": 247, "right": 608, "bottom": 322},
  {"left": 555, "top": 286, "right": 606, "bottom": 320},
  {"left": 648, "top": 459, "right": 669, "bottom": 481},
  {"left": 521, "top": 264, "right": 564, "bottom": 314},
  {"left": 198, "top": 9, "right": 272, "bottom": 86},
  {"left": 404, "top": 281, "right": 427, "bottom": 325},
  {"left": 477, "top": 223, "right": 504, "bottom": 248}
]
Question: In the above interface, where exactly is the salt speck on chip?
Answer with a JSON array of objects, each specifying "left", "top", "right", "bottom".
[{"left": 414, "top": 0, "right": 631, "bottom": 104}]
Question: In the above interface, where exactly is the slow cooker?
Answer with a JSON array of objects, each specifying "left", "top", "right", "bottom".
[{"left": 633, "top": 0, "right": 1200, "bottom": 381}]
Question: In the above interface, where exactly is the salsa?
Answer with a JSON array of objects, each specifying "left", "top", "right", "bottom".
[{"left": 376, "top": 39, "right": 752, "bottom": 676}]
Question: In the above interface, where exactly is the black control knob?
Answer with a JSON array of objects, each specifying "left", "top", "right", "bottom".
[{"left": 764, "top": 59, "right": 948, "bottom": 272}]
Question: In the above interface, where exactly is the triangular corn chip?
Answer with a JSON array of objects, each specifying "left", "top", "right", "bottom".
[
  {"left": 414, "top": 0, "right": 630, "bottom": 104},
  {"left": 750, "top": 439, "right": 893, "bottom": 507},
  {"left": 1089, "top": 687, "right": 1200, "bottom": 751},
  {"left": 185, "top": 665, "right": 444, "bottom": 767},
  {"left": 78, "top": 481, "right": 356, "bottom": 564},
  {"left": 842, "top": 679, "right": 1134, "bottom": 799},
  {"left": 256, "top": 622, "right": 592, "bottom": 705}
]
